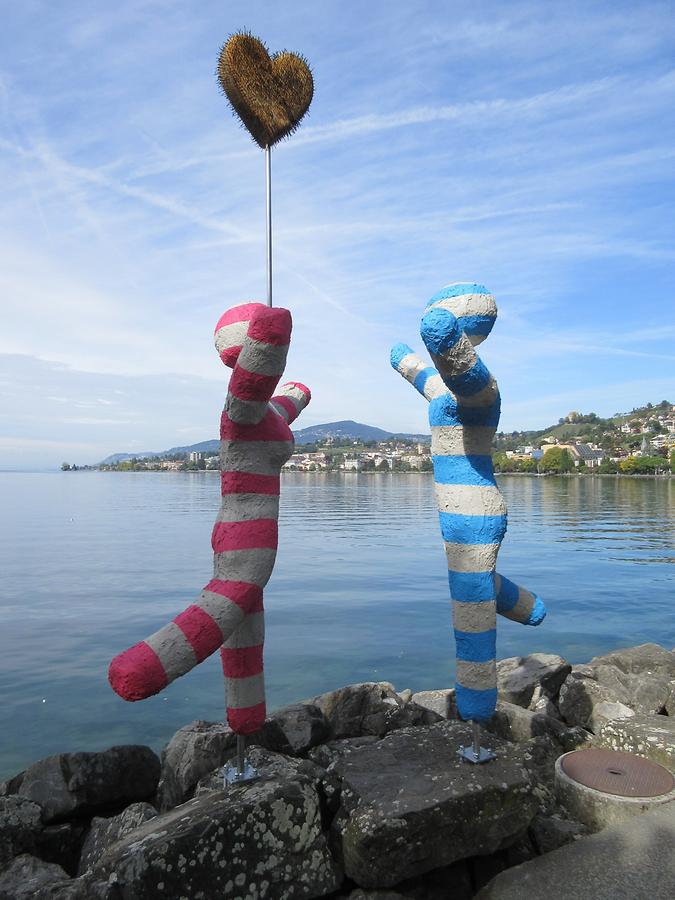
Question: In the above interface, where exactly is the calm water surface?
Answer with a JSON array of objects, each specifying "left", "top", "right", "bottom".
[{"left": 0, "top": 472, "right": 672, "bottom": 778}]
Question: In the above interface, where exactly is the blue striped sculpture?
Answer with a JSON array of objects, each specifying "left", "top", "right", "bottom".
[{"left": 391, "top": 283, "right": 546, "bottom": 734}]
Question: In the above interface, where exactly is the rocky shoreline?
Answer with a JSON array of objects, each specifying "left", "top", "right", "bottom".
[{"left": 1, "top": 644, "right": 674, "bottom": 899}]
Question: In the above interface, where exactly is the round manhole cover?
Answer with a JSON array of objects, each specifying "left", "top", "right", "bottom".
[{"left": 561, "top": 749, "right": 675, "bottom": 798}]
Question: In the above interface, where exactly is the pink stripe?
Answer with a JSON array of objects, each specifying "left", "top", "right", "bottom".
[
  {"left": 227, "top": 701, "right": 266, "bottom": 735},
  {"left": 214, "top": 302, "right": 263, "bottom": 333},
  {"left": 219, "top": 344, "right": 242, "bottom": 368},
  {"left": 247, "top": 308, "right": 291, "bottom": 345},
  {"left": 108, "top": 642, "right": 167, "bottom": 701},
  {"left": 221, "top": 472, "right": 280, "bottom": 495},
  {"left": 220, "top": 409, "right": 291, "bottom": 442},
  {"left": 271, "top": 395, "right": 297, "bottom": 421},
  {"left": 173, "top": 605, "right": 224, "bottom": 662},
  {"left": 212, "top": 518, "right": 278, "bottom": 552},
  {"left": 204, "top": 579, "right": 264, "bottom": 614},
  {"left": 228, "top": 367, "right": 280, "bottom": 402},
  {"left": 221, "top": 644, "right": 264, "bottom": 679}
]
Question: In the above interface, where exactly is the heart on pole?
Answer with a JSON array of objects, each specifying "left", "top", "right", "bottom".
[{"left": 218, "top": 33, "right": 314, "bottom": 148}]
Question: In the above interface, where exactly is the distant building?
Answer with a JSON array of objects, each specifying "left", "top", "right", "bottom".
[{"left": 189, "top": 451, "right": 203, "bottom": 462}]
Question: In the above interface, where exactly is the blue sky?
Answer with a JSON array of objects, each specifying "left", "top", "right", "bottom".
[{"left": 1, "top": 0, "right": 674, "bottom": 468}]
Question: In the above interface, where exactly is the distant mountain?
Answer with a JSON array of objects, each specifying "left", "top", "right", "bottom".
[
  {"left": 293, "top": 420, "right": 430, "bottom": 445},
  {"left": 98, "top": 422, "right": 430, "bottom": 464}
]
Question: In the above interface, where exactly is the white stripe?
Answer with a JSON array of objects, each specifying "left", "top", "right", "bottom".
[
  {"left": 453, "top": 600, "right": 496, "bottom": 633},
  {"left": 213, "top": 547, "right": 278, "bottom": 587},
  {"left": 270, "top": 400, "right": 292, "bottom": 422},
  {"left": 224, "top": 612, "right": 265, "bottom": 649},
  {"left": 238, "top": 339, "right": 288, "bottom": 376},
  {"left": 146, "top": 622, "right": 197, "bottom": 682},
  {"left": 445, "top": 541, "right": 500, "bottom": 572},
  {"left": 456, "top": 376, "right": 499, "bottom": 407},
  {"left": 276, "top": 383, "right": 308, "bottom": 405},
  {"left": 216, "top": 493, "right": 280, "bottom": 522},
  {"left": 435, "top": 483, "right": 507, "bottom": 517},
  {"left": 501, "top": 586, "right": 536, "bottom": 624},
  {"left": 215, "top": 320, "right": 248, "bottom": 355},
  {"left": 431, "top": 425, "right": 494, "bottom": 456},
  {"left": 430, "top": 332, "right": 477, "bottom": 378},
  {"left": 227, "top": 672, "right": 265, "bottom": 709},
  {"left": 219, "top": 440, "right": 293, "bottom": 474},
  {"left": 456, "top": 659, "right": 496, "bottom": 691},
  {"left": 423, "top": 373, "right": 447, "bottom": 400},
  {"left": 425, "top": 293, "right": 497, "bottom": 319},
  {"left": 225, "top": 394, "right": 269, "bottom": 425},
  {"left": 198, "top": 591, "right": 248, "bottom": 639}
]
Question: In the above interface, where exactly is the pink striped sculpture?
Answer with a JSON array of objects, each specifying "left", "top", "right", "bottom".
[{"left": 109, "top": 302, "right": 310, "bottom": 735}]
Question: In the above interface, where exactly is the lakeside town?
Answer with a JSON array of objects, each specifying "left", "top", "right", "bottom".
[{"left": 78, "top": 401, "right": 675, "bottom": 476}]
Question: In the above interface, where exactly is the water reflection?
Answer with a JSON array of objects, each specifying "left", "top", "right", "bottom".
[{"left": 0, "top": 471, "right": 672, "bottom": 778}]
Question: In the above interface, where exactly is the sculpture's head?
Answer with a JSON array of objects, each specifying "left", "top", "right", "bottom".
[
  {"left": 214, "top": 302, "right": 268, "bottom": 367},
  {"left": 424, "top": 283, "right": 496, "bottom": 347}
]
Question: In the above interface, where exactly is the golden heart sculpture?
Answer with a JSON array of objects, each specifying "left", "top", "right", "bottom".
[{"left": 218, "top": 33, "right": 313, "bottom": 148}]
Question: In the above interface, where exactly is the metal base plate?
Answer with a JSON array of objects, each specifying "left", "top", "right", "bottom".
[
  {"left": 223, "top": 762, "right": 258, "bottom": 785},
  {"left": 458, "top": 744, "right": 497, "bottom": 764}
]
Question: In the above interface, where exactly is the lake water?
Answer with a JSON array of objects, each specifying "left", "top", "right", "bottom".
[{"left": 0, "top": 472, "right": 672, "bottom": 779}]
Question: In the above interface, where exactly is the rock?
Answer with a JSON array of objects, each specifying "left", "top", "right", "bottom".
[
  {"left": 528, "top": 685, "right": 561, "bottom": 718},
  {"left": 409, "top": 689, "right": 456, "bottom": 719},
  {"left": 559, "top": 662, "right": 675, "bottom": 730},
  {"left": 157, "top": 717, "right": 291, "bottom": 810},
  {"left": 496, "top": 654, "right": 571, "bottom": 708},
  {"left": 330, "top": 720, "right": 537, "bottom": 888},
  {"left": 474, "top": 802, "right": 675, "bottom": 899},
  {"left": 92, "top": 771, "right": 342, "bottom": 899},
  {"left": 397, "top": 689, "right": 413, "bottom": 704},
  {"left": 268, "top": 703, "right": 331, "bottom": 755},
  {"left": 35, "top": 823, "right": 88, "bottom": 877},
  {"left": 529, "top": 812, "right": 588, "bottom": 854},
  {"left": 194, "top": 747, "right": 326, "bottom": 798},
  {"left": 589, "top": 643, "right": 675, "bottom": 677},
  {"left": 78, "top": 801, "right": 157, "bottom": 875},
  {"left": 0, "top": 854, "right": 69, "bottom": 899},
  {"left": 595, "top": 714, "right": 675, "bottom": 772},
  {"left": 312, "top": 682, "right": 441, "bottom": 740},
  {"left": 0, "top": 795, "right": 42, "bottom": 868},
  {"left": 342, "top": 859, "right": 473, "bottom": 900},
  {"left": 485, "top": 700, "right": 591, "bottom": 753},
  {"left": 307, "top": 736, "right": 381, "bottom": 771},
  {"left": 14, "top": 746, "right": 160, "bottom": 824},
  {"left": 588, "top": 700, "right": 635, "bottom": 733}
]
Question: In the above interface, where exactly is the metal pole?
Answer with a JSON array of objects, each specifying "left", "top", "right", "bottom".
[
  {"left": 237, "top": 734, "right": 246, "bottom": 775},
  {"left": 472, "top": 721, "right": 481, "bottom": 759},
  {"left": 265, "top": 145, "right": 272, "bottom": 307}
]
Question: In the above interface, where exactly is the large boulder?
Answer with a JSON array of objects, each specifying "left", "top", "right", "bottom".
[
  {"left": 312, "top": 682, "right": 441, "bottom": 740},
  {"left": 268, "top": 704, "right": 331, "bottom": 756},
  {"left": 497, "top": 655, "right": 571, "bottom": 709},
  {"left": 474, "top": 803, "right": 675, "bottom": 899},
  {"left": 558, "top": 664, "right": 673, "bottom": 730},
  {"left": 0, "top": 854, "right": 69, "bottom": 899},
  {"left": 409, "top": 689, "right": 456, "bottom": 719},
  {"left": 12, "top": 746, "right": 159, "bottom": 824},
  {"left": 595, "top": 714, "right": 675, "bottom": 772},
  {"left": 0, "top": 796, "right": 42, "bottom": 868},
  {"left": 157, "top": 717, "right": 291, "bottom": 810},
  {"left": 330, "top": 721, "right": 537, "bottom": 888},
  {"left": 485, "top": 700, "right": 591, "bottom": 753},
  {"left": 78, "top": 802, "right": 158, "bottom": 875},
  {"left": 91, "top": 770, "right": 342, "bottom": 899},
  {"left": 589, "top": 643, "right": 675, "bottom": 677}
]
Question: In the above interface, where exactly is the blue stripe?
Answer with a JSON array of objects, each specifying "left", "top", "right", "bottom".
[
  {"left": 390, "top": 342, "right": 413, "bottom": 370},
  {"left": 454, "top": 628, "right": 496, "bottom": 662},
  {"left": 443, "top": 357, "right": 491, "bottom": 397},
  {"left": 427, "top": 283, "right": 490, "bottom": 304},
  {"left": 528, "top": 596, "right": 547, "bottom": 625},
  {"left": 413, "top": 366, "right": 438, "bottom": 394},
  {"left": 420, "top": 308, "right": 461, "bottom": 355},
  {"left": 448, "top": 570, "right": 495, "bottom": 602},
  {"left": 429, "top": 394, "right": 501, "bottom": 427},
  {"left": 455, "top": 684, "right": 498, "bottom": 722},
  {"left": 439, "top": 512, "right": 507, "bottom": 544},
  {"left": 432, "top": 454, "right": 496, "bottom": 486},
  {"left": 495, "top": 574, "right": 519, "bottom": 612},
  {"left": 457, "top": 314, "right": 494, "bottom": 336}
]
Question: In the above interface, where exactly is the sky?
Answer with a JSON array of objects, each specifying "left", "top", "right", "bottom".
[{"left": 1, "top": 0, "right": 674, "bottom": 469}]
